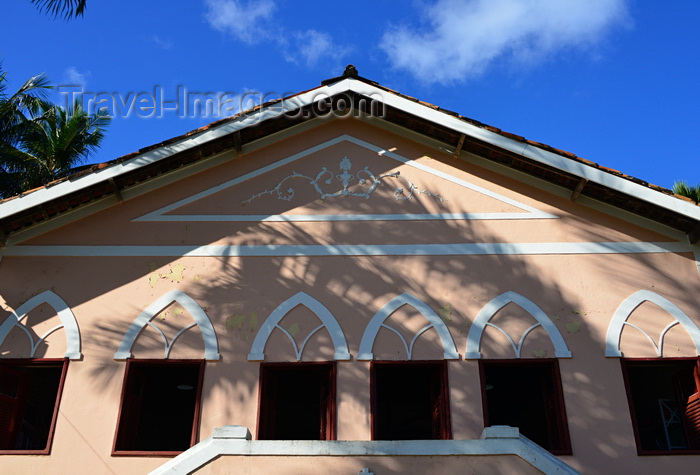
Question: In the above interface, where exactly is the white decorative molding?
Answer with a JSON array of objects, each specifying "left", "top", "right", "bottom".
[
  {"left": 134, "top": 135, "right": 556, "bottom": 223},
  {"left": 0, "top": 241, "right": 691, "bottom": 258},
  {"left": 0, "top": 290, "right": 81, "bottom": 359},
  {"left": 247, "top": 292, "right": 350, "bottom": 361},
  {"left": 465, "top": 291, "right": 572, "bottom": 359},
  {"left": 605, "top": 289, "right": 700, "bottom": 357},
  {"left": 149, "top": 425, "right": 580, "bottom": 475},
  {"left": 357, "top": 293, "right": 459, "bottom": 361},
  {"left": 114, "top": 290, "right": 220, "bottom": 360},
  {"left": 243, "top": 156, "right": 443, "bottom": 204}
]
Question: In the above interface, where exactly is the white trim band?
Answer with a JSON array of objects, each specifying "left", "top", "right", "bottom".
[{"left": 1, "top": 241, "right": 691, "bottom": 257}]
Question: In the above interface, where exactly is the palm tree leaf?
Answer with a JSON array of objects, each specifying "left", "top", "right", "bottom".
[
  {"left": 1, "top": 81, "right": 109, "bottom": 198},
  {"left": 673, "top": 180, "right": 700, "bottom": 203},
  {"left": 29, "top": 0, "right": 87, "bottom": 19}
]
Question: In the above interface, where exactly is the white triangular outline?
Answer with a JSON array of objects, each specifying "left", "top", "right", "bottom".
[{"left": 134, "top": 134, "right": 557, "bottom": 223}]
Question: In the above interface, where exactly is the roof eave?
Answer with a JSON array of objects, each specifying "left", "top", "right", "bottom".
[{"left": 1, "top": 76, "right": 698, "bottom": 234}]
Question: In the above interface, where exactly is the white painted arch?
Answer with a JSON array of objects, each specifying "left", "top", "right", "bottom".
[
  {"left": 0, "top": 290, "right": 81, "bottom": 359},
  {"left": 247, "top": 292, "right": 351, "bottom": 361},
  {"left": 606, "top": 289, "right": 700, "bottom": 357},
  {"left": 465, "top": 291, "right": 572, "bottom": 359},
  {"left": 357, "top": 293, "right": 459, "bottom": 361},
  {"left": 114, "top": 290, "right": 220, "bottom": 360}
]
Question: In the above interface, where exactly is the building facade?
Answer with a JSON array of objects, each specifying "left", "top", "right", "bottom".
[{"left": 1, "top": 69, "right": 699, "bottom": 474}]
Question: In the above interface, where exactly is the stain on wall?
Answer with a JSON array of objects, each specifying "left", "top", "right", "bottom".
[
  {"left": 565, "top": 321, "right": 582, "bottom": 333},
  {"left": 438, "top": 303, "right": 452, "bottom": 323},
  {"left": 148, "top": 263, "right": 187, "bottom": 288}
]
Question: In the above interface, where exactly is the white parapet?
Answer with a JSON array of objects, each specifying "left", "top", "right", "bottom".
[{"left": 151, "top": 425, "right": 579, "bottom": 475}]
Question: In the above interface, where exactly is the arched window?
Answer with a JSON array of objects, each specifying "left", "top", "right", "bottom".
[
  {"left": 357, "top": 294, "right": 456, "bottom": 440},
  {"left": 114, "top": 290, "right": 220, "bottom": 360},
  {"left": 465, "top": 291, "right": 571, "bottom": 359},
  {"left": 250, "top": 293, "right": 347, "bottom": 441},
  {"left": 112, "top": 290, "right": 213, "bottom": 454},
  {"left": 466, "top": 291, "right": 572, "bottom": 454},
  {"left": 608, "top": 291, "right": 700, "bottom": 454},
  {"left": 605, "top": 289, "right": 700, "bottom": 357},
  {"left": 357, "top": 293, "right": 459, "bottom": 361},
  {"left": 0, "top": 290, "right": 75, "bottom": 454},
  {"left": 0, "top": 290, "right": 81, "bottom": 359},
  {"left": 247, "top": 292, "right": 350, "bottom": 361}
]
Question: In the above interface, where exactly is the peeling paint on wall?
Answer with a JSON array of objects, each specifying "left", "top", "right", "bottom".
[
  {"left": 438, "top": 303, "right": 452, "bottom": 323},
  {"left": 226, "top": 312, "right": 259, "bottom": 341},
  {"left": 531, "top": 349, "right": 547, "bottom": 358},
  {"left": 287, "top": 323, "right": 301, "bottom": 337},
  {"left": 147, "top": 263, "right": 187, "bottom": 288},
  {"left": 167, "top": 264, "right": 186, "bottom": 283},
  {"left": 565, "top": 321, "right": 582, "bottom": 333},
  {"left": 226, "top": 314, "right": 246, "bottom": 330},
  {"left": 154, "top": 304, "right": 185, "bottom": 321},
  {"left": 458, "top": 317, "right": 471, "bottom": 333}
]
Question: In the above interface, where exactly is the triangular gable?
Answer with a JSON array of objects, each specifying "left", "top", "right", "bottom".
[
  {"left": 135, "top": 135, "right": 556, "bottom": 223},
  {"left": 2, "top": 76, "right": 699, "bottom": 249}
]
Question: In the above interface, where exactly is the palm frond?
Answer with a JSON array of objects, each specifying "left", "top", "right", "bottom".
[
  {"left": 673, "top": 180, "right": 700, "bottom": 203},
  {"left": 0, "top": 91, "right": 109, "bottom": 197},
  {"left": 30, "top": 0, "right": 87, "bottom": 19}
]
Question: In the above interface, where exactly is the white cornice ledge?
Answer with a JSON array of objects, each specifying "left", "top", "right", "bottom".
[{"left": 150, "top": 425, "right": 579, "bottom": 475}]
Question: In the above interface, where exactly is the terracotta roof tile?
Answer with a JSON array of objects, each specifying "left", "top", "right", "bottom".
[
  {"left": 498, "top": 131, "right": 525, "bottom": 141},
  {"left": 573, "top": 157, "right": 598, "bottom": 167},
  {"left": 598, "top": 166, "right": 622, "bottom": 175}
]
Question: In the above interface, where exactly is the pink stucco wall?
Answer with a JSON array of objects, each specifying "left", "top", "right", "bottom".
[{"left": 1, "top": 118, "right": 699, "bottom": 474}]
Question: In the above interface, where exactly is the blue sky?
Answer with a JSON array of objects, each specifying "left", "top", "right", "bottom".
[{"left": 1, "top": 0, "right": 699, "bottom": 189}]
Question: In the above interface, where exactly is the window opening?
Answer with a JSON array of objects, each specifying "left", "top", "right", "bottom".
[
  {"left": 371, "top": 361, "right": 451, "bottom": 440},
  {"left": 480, "top": 359, "right": 571, "bottom": 454},
  {"left": 113, "top": 360, "right": 204, "bottom": 454},
  {"left": 622, "top": 358, "right": 700, "bottom": 454},
  {"left": 257, "top": 363, "right": 335, "bottom": 440},
  {"left": 0, "top": 359, "right": 67, "bottom": 454}
]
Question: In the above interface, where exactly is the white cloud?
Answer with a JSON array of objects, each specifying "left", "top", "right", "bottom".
[
  {"left": 152, "top": 35, "right": 173, "bottom": 50},
  {"left": 63, "top": 67, "right": 90, "bottom": 87},
  {"left": 380, "top": 0, "right": 630, "bottom": 83},
  {"left": 287, "top": 30, "right": 351, "bottom": 68},
  {"left": 203, "top": 1, "right": 349, "bottom": 69},
  {"left": 203, "top": 0, "right": 276, "bottom": 44}
]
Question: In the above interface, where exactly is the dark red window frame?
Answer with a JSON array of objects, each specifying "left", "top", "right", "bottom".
[
  {"left": 112, "top": 359, "right": 205, "bottom": 456},
  {"left": 479, "top": 359, "right": 571, "bottom": 455},
  {"left": 621, "top": 357, "right": 700, "bottom": 455},
  {"left": 370, "top": 360, "right": 452, "bottom": 440},
  {"left": 257, "top": 362, "right": 336, "bottom": 440},
  {"left": 0, "top": 358, "right": 69, "bottom": 455}
]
